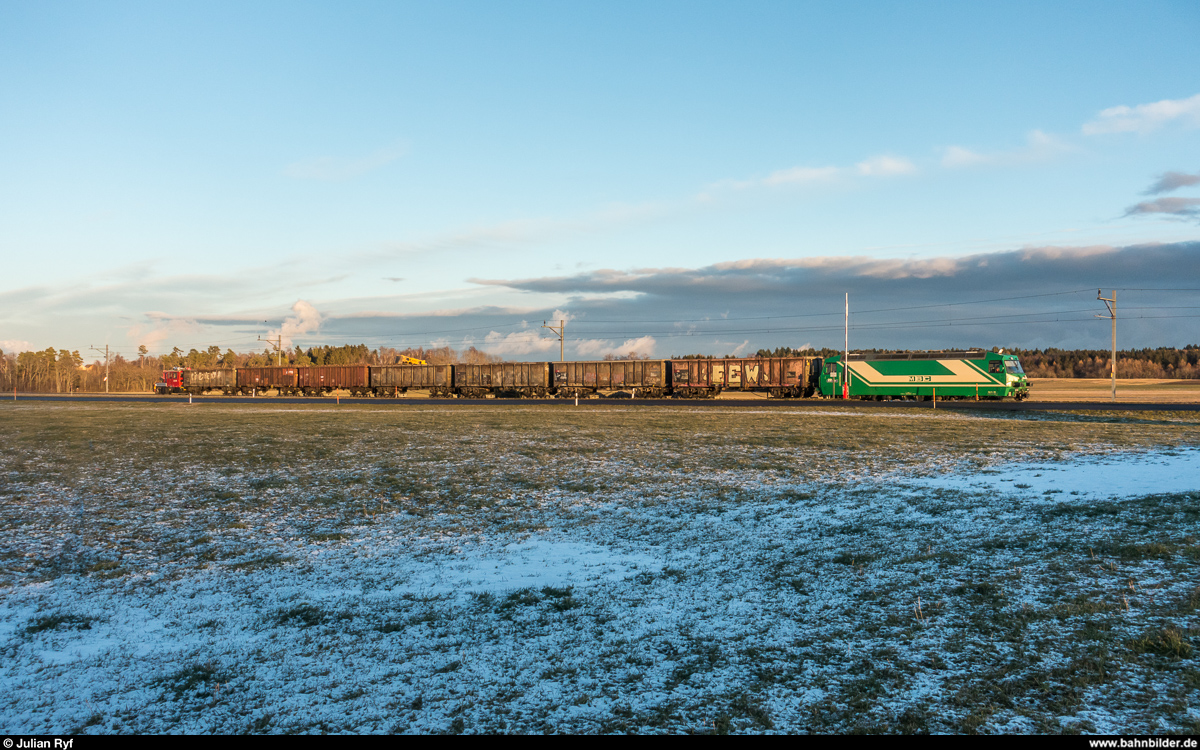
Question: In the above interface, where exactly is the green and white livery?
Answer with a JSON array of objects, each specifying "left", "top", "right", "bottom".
[{"left": 819, "top": 349, "right": 1030, "bottom": 401}]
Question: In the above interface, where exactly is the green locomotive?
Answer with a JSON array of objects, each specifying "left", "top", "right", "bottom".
[{"left": 819, "top": 349, "right": 1029, "bottom": 401}]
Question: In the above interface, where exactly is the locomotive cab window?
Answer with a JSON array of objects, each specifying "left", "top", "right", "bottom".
[
  {"left": 988, "top": 361, "right": 1004, "bottom": 374},
  {"left": 1005, "top": 360, "right": 1025, "bottom": 375}
]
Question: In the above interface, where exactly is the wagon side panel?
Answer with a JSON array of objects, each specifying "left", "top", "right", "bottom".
[
  {"left": 299, "top": 365, "right": 369, "bottom": 390},
  {"left": 237, "top": 367, "right": 298, "bottom": 388},
  {"left": 182, "top": 369, "right": 236, "bottom": 389}
]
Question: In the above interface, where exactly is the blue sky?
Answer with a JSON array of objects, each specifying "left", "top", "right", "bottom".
[{"left": 2, "top": 1, "right": 1199, "bottom": 360}]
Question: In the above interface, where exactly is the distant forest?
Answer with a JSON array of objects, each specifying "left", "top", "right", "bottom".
[{"left": 1, "top": 343, "right": 1198, "bottom": 393}]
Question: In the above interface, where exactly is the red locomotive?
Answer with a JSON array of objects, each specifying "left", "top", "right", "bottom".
[{"left": 154, "top": 367, "right": 187, "bottom": 395}]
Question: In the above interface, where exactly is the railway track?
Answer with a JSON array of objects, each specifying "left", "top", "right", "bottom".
[{"left": 8, "top": 393, "right": 1200, "bottom": 411}]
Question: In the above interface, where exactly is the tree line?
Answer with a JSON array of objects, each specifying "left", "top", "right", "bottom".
[
  {"left": 2, "top": 343, "right": 1197, "bottom": 393},
  {"left": 0, "top": 344, "right": 503, "bottom": 393},
  {"left": 1007, "top": 346, "right": 1200, "bottom": 379}
]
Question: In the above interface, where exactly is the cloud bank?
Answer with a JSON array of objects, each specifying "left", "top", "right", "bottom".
[
  {"left": 459, "top": 241, "right": 1200, "bottom": 353},
  {"left": 12, "top": 242, "right": 1197, "bottom": 358}
]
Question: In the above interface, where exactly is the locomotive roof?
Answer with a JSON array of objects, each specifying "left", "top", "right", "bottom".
[{"left": 846, "top": 349, "right": 988, "bottom": 361}]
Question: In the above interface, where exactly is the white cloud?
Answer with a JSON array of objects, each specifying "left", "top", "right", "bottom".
[
  {"left": 284, "top": 143, "right": 406, "bottom": 181},
  {"left": 482, "top": 329, "right": 559, "bottom": 355},
  {"left": 762, "top": 165, "right": 840, "bottom": 186},
  {"left": 1082, "top": 93, "right": 1200, "bottom": 135},
  {"left": 855, "top": 155, "right": 917, "bottom": 176},
  {"left": 717, "top": 154, "right": 915, "bottom": 194},
  {"left": 573, "top": 336, "right": 657, "bottom": 358},
  {"left": 941, "top": 130, "right": 1073, "bottom": 169},
  {"left": 941, "top": 146, "right": 989, "bottom": 168},
  {"left": 127, "top": 316, "right": 207, "bottom": 352},
  {"left": 0, "top": 339, "right": 33, "bottom": 353},
  {"left": 272, "top": 300, "right": 322, "bottom": 348},
  {"left": 615, "top": 336, "right": 657, "bottom": 357}
]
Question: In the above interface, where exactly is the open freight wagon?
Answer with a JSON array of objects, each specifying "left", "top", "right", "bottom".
[
  {"left": 180, "top": 368, "right": 237, "bottom": 395},
  {"left": 454, "top": 362, "right": 552, "bottom": 398},
  {"left": 371, "top": 364, "right": 454, "bottom": 397},
  {"left": 670, "top": 357, "right": 820, "bottom": 398},
  {"left": 236, "top": 366, "right": 299, "bottom": 395},
  {"left": 296, "top": 365, "right": 371, "bottom": 396},
  {"left": 552, "top": 360, "right": 668, "bottom": 398}
]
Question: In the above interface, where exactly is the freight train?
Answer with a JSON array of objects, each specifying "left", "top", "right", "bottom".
[{"left": 155, "top": 349, "right": 1029, "bottom": 400}]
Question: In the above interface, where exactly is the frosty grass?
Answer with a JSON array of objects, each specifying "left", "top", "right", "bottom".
[{"left": 1, "top": 402, "right": 1198, "bottom": 734}]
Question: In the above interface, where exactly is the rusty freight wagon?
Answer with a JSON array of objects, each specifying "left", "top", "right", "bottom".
[
  {"left": 670, "top": 357, "right": 821, "bottom": 398},
  {"left": 236, "top": 366, "right": 299, "bottom": 395},
  {"left": 455, "top": 362, "right": 551, "bottom": 398},
  {"left": 370, "top": 364, "right": 454, "bottom": 397},
  {"left": 553, "top": 360, "right": 668, "bottom": 398},
  {"left": 297, "top": 365, "right": 371, "bottom": 396},
  {"left": 180, "top": 368, "right": 237, "bottom": 395}
]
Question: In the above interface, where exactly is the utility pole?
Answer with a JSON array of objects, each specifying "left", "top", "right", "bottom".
[
  {"left": 1096, "top": 290, "right": 1117, "bottom": 403},
  {"left": 258, "top": 334, "right": 283, "bottom": 367},
  {"left": 843, "top": 293, "right": 850, "bottom": 399},
  {"left": 542, "top": 320, "right": 565, "bottom": 362},
  {"left": 89, "top": 344, "right": 110, "bottom": 394}
]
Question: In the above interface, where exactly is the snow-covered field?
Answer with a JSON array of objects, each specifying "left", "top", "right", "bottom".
[{"left": 1, "top": 403, "right": 1198, "bottom": 733}]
